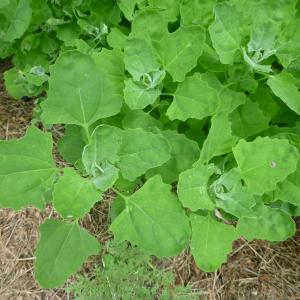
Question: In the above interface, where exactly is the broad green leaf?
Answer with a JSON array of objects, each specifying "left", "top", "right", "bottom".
[
  {"left": 58, "top": 125, "right": 85, "bottom": 164},
  {"left": 1, "top": 0, "right": 32, "bottom": 42},
  {"left": 91, "top": 47, "right": 125, "bottom": 114},
  {"left": 0, "top": 127, "right": 57, "bottom": 209},
  {"left": 237, "top": 204, "right": 296, "bottom": 241},
  {"left": 122, "top": 110, "right": 163, "bottom": 132},
  {"left": 178, "top": 163, "right": 216, "bottom": 211},
  {"left": 0, "top": 0, "right": 9, "bottom": 8},
  {"left": 167, "top": 73, "right": 246, "bottom": 121},
  {"left": 180, "top": 0, "right": 216, "bottom": 26},
  {"left": 208, "top": 3, "right": 244, "bottom": 64},
  {"left": 146, "top": 130, "right": 200, "bottom": 183},
  {"left": 41, "top": 50, "right": 124, "bottom": 126},
  {"left": 213, "top": 169, "right": 256, "bottom": 217},
  {"left": 56, "top": 23, "right": 81, "bottom": 46},
  {"left": 117, "top": 128, "right": 171, "bottom": 181},
  {"left": 110, "top": 175, "right": 190, "bottom": 256},
  {"left": 233, "top": 137, "right": 299, "bottom": 195},
  {"left": 124, "top": 38, "right": 161, "bottom": 81},
  {"left": 198, "top": 43, "right": 228, "bottom": 73},
  {"left": 130, "top": 9, "right": 168, "bottom": 41},
  {"left": 190, "top": 214, "right": 237, "bottom": 272},
  {"left": 35, "top": 219, "right": 100, "bottom": 288},
  {"left": 124, "top": 78, "right": 161, "bottom": 110},
  {"left": 229, "top": 99, "right": 270, "bottom": 138},
  {"left": 250, "top": 87, "right": 282, "bottom": 121},
  {"left": 107, "top": 27, "right": 128, "bottom": 49},
  {"left": 53, "top": 168, "right": 101, "bottom": 219},
  {"left": 117, "top": 0, "right": 138, "bottom": 20},
  {"left": 267, "top": 72, "right": 300, "bottom": 115},
  {"left": 82, "top": 125, "right": 123, "bottom": 176},
  {"left": 148, "top": 0, "right": 180, "bottom": 22},
  {"left": 89, "top": 0, "right": 121, "bottom": 25},
  {"left": 154, "top": 26, "right": 205, "bottom": 82},
  {"left": 277, "top": 18, "right": 300, "bottom": 67},
  {"left": 200, "top": 113, "right": 238, "bottom": 163},
  {"left": 29, "top": 0, "right": 52, "bottom": 25},
  {"left": 275, "top": 162, "right": 300, "bottom": 206}
]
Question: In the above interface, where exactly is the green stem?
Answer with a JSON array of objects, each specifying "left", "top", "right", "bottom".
[
  {"left": 147, "top": 103, "right": 160, "bottom": 114},
  {"left": 160, "top": 92, "right": 174, "bottom": 97},
  {"left": 111, "top": 187, "right": 129, "bottom": 201},
  {"left": 83, "top": 125, "right": 92, "bottom": 144}
]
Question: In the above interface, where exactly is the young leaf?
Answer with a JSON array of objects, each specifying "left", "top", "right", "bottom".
[
  {"left": 213, "top": 169, "right": 256, "bottom": 217},
  {"left": 146, "top": 130, "right": 200, "bottom": 184},
  {"left": 267, "top": 72, "right": 300, "bottom": 115},
  {"left": 167, "top": 73, "right": 246, "bottom": 121},
  {"left": 178, "top": 163, "right": 216, "bottom": 211},
  {"left": 91, "top": 162, "right": 119, "bottom": 192},
  {"left": 82, "top": 125, "right": 123, "bottom": 175},
  {"left": 110, "top": 176, "right": 190, "bottom": 257},
  {"left": 53, "top": 168, "right": 101, "bottom": 219},
  {"left": 190, "top": 214, "right": 237, "bottom": 272},
  {"left": 35, "top": 219, "right": 100, "bottom": 288},
  {"left": 0, "top": 127, "right": 57, "bottom": 209},
  {"left": 208, "top": 3, "right": 244, "bottom": 64},
  {"left": 117, "top": 128, "right": 171, "bottom": 181},
  {"left": 237, "top": 204, "right": 296, "bottom": 241},
  {"left": 124, "top": 78, "right": 161, "bottom": 110},
  {"left": 41, "top": 50, "right": 124, "bottom": 126},
  {"left": 233, "top": 137, "right": 299, "bottom": 195},
  {"left": 124, "top": 38, "right": 161, "bottom": 81}
]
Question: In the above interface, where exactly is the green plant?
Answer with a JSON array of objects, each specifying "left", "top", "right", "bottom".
[
  {"left": 67, "top": 242, "right": 200, "bottom": 300},
  {"left": 1, "top": 0, "right": 300, "bottom": 289}
]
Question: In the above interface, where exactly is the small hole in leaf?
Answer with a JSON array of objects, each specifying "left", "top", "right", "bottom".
[{"left": 270, "top": 161, "right": 277, "bottom": 168}]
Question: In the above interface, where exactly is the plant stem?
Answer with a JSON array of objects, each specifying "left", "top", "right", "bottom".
[
  {"left": 160, "top": 92, "right": 174, "bottom": 97},
  {"left": 83, "top": 125, "right": 92, "bottom": 144},
  {"left": 111, "top": 187, "right": 129, "bottom": 201}
]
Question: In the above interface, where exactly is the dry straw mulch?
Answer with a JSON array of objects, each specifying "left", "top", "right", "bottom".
[{"left": 0, "top": 59, "right": 300, "bottom": 300}]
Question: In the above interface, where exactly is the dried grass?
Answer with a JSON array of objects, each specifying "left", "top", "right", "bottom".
[{"left": 1, "top": 59, "right": 300, "bottom": 300}]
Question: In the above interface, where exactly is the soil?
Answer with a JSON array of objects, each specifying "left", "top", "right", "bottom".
[{"left": 0, "top": 59, "right": 300, "bottom": 300}]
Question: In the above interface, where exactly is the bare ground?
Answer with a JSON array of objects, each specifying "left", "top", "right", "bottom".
[{"left": 0, "top": 59, "right": 300, "bottom": 300}]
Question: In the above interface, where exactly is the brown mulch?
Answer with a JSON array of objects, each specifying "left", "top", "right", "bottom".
[{"left": 0, "top": 59, "right": 300, "bottom": 300}]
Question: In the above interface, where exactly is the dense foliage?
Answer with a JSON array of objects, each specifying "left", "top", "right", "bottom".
[{"left": 1, "top": 0, "right": 300, "bottom": 288}]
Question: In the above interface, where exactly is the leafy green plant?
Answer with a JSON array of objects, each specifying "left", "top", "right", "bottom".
[
  {"left": 1, "top": 0, "right": 300, "bottom": 289},
  {"left": 67, "top": 242, "right": 200, "bottom": 300}
]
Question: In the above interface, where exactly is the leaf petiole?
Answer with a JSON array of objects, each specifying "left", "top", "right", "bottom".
[
  {"left": 82, "top": 125, "right": 92, "bottom": 144},
  {"left": 111, "top": 187, "right": 129, "bottom": 201}
]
